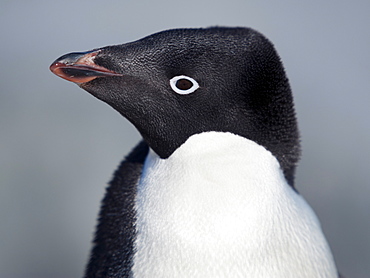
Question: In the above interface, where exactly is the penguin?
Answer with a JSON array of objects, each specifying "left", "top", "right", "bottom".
[{"left": 50, "top": 27, "right": 340, "bottom": 278}]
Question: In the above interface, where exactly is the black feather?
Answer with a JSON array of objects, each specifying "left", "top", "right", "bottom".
[{"left": 84, "top": 141, "right": 148, "bottom": 277}]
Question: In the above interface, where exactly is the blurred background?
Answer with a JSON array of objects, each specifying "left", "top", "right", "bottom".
[{"left": 1, "top": 0, "right": 369, "bottom": 277}]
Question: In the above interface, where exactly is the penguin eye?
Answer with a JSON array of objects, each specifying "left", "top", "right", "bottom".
[{"left": 170, "top": 75, "right": 199, "bottom": 95}]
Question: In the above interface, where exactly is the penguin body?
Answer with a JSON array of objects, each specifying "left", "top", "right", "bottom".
[
  {"left": 134, "top": 132, "right": 336, "bottom": 277},
  {"left": 50, "top": 27, "right": 339, "bottom": 277}
]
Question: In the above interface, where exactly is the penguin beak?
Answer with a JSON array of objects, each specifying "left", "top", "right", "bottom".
[{"left": 49, "top": 50, "right": 122, "bottom": 83}]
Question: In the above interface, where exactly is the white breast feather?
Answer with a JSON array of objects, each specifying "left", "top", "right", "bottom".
[{"left": 132, "top": 132, "right": 337, "bottom": 278}]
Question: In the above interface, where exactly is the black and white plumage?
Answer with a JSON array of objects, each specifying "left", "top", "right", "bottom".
[{"left": 50, "top": 27, "right": 340, "bottom": 277}]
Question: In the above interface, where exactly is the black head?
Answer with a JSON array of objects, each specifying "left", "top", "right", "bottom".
[{"left": 50, "top": 27, "right": 300, "bottom": 187}]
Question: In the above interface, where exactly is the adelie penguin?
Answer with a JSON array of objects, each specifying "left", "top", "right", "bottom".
[{"left": 50, "top": 27, "right": 341, "bottom": 277}]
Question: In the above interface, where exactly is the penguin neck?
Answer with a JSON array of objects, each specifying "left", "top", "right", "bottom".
[
  {"left": 143, "top": 131, "right": 285, "bottom": 192},
  {"left": 140, "top": 131, "right": 286, "bottom": 197},
  {"left": 133, "top": 131, "right": 337, "bottom": 277}
]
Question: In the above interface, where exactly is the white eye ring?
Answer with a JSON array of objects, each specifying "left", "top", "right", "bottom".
[{"left": 170, "top": 75, "right": 199, "bottom": 95}]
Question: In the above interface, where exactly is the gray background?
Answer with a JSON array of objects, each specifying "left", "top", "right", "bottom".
[{"left": 1, "top": 0, "right": 369, "bottom": 277}]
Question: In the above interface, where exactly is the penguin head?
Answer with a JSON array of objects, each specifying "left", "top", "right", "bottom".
[{"left": 50, "top": 27, "right": 300, "bottom": 186}]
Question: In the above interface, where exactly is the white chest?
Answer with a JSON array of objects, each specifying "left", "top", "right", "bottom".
[{"left": 132, "top": 132, "right": 337, "bottom": 278}]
